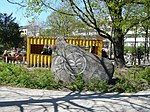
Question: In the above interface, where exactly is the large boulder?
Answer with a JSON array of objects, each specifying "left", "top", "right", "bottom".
[{"left": 51, "top": 37, "right": 114, "bottom": 84}]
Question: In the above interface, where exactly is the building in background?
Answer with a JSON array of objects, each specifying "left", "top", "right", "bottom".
[
  {"left": 124, "top": 30, "right": 150, "bottom": 47},
  {"left": 20, "top": 25, "right": 149, "bottom": 48},
  {"left": 20, "top": 25, "right": 40, "bottom": 37}
]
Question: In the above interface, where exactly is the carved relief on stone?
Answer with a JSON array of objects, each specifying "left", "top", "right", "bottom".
[{"left": 53, "top": 52, "right": 86, "bottom": 75}]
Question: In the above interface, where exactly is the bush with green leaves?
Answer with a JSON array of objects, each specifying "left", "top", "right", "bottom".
[
  {"left": 29, "top": 68, "right": 61, "bottom": 89},
  {"left": 139, "top": 67, "right": 150, "bottom": 84},
  {"left": 0, "top": 62, "right": 30, "bottom": 87},
  {"left": 110, "top": 67, "right": 150, "bottom": 93},
  {"left": 84, "top": 78, "right": 109, "bottom": 92},
  {"left": 67, "top": 74, "right": 85, "bottom": 91},
  {"left": 0, "top": 62, "right": 60, "bottom": 89},
  {"left": 124, "top": 45, "right": 145, "bottom": 54},
  {"left": 66, "top": 74, "right": 109, "bottom": 92},
  {"left": 0, "top": 62, "right": 149, "bottom": 93}
]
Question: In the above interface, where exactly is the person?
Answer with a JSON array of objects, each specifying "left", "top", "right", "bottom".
[
  {"left": 47, "top": 45, "right": 52, "bottom": 55},
  {"left": 2, "top": 50, "right": 8, "bottom": 56},
  {"left": 2, "top": 50, "right": 9, "bottom": 62},
  {"left": 9, "top": 48, "right": 17, "bottom": 63},
  {"left": 10, "top": 48, "right": 17, "bottom": 56},
  {"left": 16, "top": 50, "right": 22, "bottom": 56},
  {"left": 15, "top": 50, "right": 22, "bottom": 63},
  {"left": 41, "top": 45, "right": 49, "bottom": 55},
  {"left": 41, "top": 44, "right": 53, "bottom": 55},
  {"left": 137, "top": 48, "right": 143, "bottom": 65},
  {"left": 102, "top": 49, "right": 108, "bottom": 58}
]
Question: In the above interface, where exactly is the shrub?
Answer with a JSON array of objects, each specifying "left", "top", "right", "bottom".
[
  {"left": 66, "top": 74, "right": 109, "bottom": 92},
  {"left": 110, "top": 67, "right": 149, "bottom": 93},
  {"left": 29, "top": 68, "right": 60, "bottom": 89},
  {"left": 0, "top": 62, "right": 149, "bottom": 93},
  {"left": 84, "top": 78, "right": 109, "bottom": 92},
  {"left": 0, "top": 62, "right": 60, "bottom": 89},
  {"left": 66, "top": 74, "right": 85, "bottom": 91},
  {"left": 0, "top": 62, "right": 30, "bottom": 86},
  {"left": 139, "top": 67, "right": 150, "bottom": 84}
]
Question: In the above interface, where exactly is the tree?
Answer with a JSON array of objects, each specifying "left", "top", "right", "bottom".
[
  {"left": 140, "top": 2, "right": 150, "bottom": 62},
  {"left": 26, "top": 18, "right": 46, "bottom": 37},
  {"left": 0, "top": 13, "right": 22, "bottom": 49},
  {"left": 43, "top": 7, "right": 91, "bottom": 37},
  {"left": 142, "top": 19, "right": 150, "bottom": 62},
  {"left": 45, "top": 8, "right": 75, "bottom": 36},
  {"left": 7, "top": 0, "right": 150, "bottom": 67}
]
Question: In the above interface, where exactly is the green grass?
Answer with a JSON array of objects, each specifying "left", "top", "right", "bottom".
[{"left": 0, "top": 61, "right": 149, "bottom": 93}]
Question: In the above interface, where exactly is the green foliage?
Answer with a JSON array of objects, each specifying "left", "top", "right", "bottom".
[
  {"left": 8, "top": 0, "right": 150, "bottom": 66},
  {"left": 139, "top": 67, "right": 150, "bottom": 84},
  {"left": 124, "top": 45, "right": 145, "bottom": 53},
  {"left": 29, "top": 69, "right": 61, "bottom": 89},
  {"left": 67, "top": 74, "right": 85, "bottom": 91},
  {"left": 0, "top": 62, "right": 149, "bottom": 93},
  {"left": 0, "top": 13, "right": 22, "bottom": 49},
  {"left": 110, "top": 67, "right": 150, "bottom": 93},
  {"left": 0, "top": 62, "right": 60, "bottom": 89},
  {"left": 124, "top": 46, "right": 135, "bottom": 53},
  {"left": 0, "top": 62, "right": 30, "bottom": 86},
  {"left": 66, "top": 74, "right": 109, "bottom": 92},
  {"left": 45, "top": 9, "right": 78, "bottom": 37},
  {"left": 84, "top": 78, "right": 109, "bottom": 92}
]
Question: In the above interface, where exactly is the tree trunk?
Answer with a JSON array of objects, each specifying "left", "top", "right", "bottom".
[
  {"left": 107, "top": 2, "right": 125, "bottom": 68},
  {"left": 113, "top": 31, "right": 125, "bottom": 68},
  {"left": 145, "top": 26, "right": 149, "bottom": 62}
]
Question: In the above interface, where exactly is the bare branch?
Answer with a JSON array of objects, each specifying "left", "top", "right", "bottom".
[
  {"left": 69, "top": 0, "right": 112, "bottom": 42},
  {"left": 87, "top": 0, "right": 98, "bottom": 28},
  {"left": 6, "top": 0, "right": 26, "bottom": 7},
  {"left": 96, "top": 28, "right": 113, "bottom": 43},
  {"left": 69, "top": 0, "right": 95, "bottom": 25},
  {"left": 83, "top": 0, "right": 92, "bottom": 18},
  {"left": 122, "top": 0, "right": 146, "bottom": 6},
  {"left": 87, "top": 0, "right": 95, "bottom": 18},
  {"left": 39, "top": 0, "right": 75, "bottom": 16},
  {"left": 124, "top": 16, "right": 150, "bottom": 35},
  {"left": 83, "top": 0, "right": 98, "bottom": 28}
]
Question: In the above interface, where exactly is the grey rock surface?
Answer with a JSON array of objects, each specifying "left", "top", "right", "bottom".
[{"left": 51, "top": 37, "right": 114, "bottom": 84}]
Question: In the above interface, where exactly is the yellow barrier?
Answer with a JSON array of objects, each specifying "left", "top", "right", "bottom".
[{"left": 27, "top": 37, "right": 102, "bottom": 67}]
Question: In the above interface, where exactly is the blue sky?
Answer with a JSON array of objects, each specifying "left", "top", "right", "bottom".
[{"left": 0, "top": 0, "right": 49, "bottom": 26}]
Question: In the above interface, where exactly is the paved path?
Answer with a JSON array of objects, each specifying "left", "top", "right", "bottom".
[{"left": 0, "top": 86, "right": 150, "bottom": 112}]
